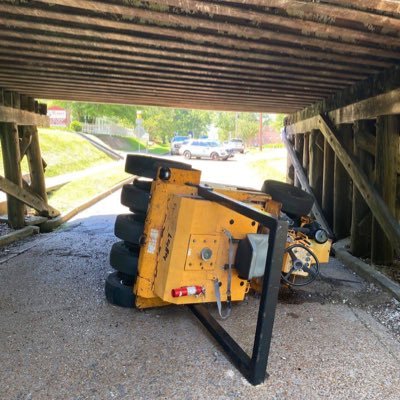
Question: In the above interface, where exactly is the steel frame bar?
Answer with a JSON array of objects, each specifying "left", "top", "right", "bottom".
[{"left": 189, "top": 185, "right": 288, "bottom": 385}]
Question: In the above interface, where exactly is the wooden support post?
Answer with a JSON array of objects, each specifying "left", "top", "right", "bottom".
[
  {"left": 371, "top": 115, "right": 399, "bottom": 264},
  {"left": 322, "top": 137, "right": 335, "bottom": 228},
  {"left": 26, "top": 126, "right": 48, "bottom": 204},
  {"left": 333, "top": 124, "right": 353, "bottom": 239},
  {"left": 302, "top": 133, "right": 310, "bottom": 177},
  {"left": 18, "top": 125, "right": 33, "bottom": 160},
  {"left": 294, "top": 134, "right": 304, "bottom": 188},
  {"left": 309, "top": 129, "right": 324, "bottom": 206},
  {"left": 351, "top": 120, "right": 375, "bottom": 257},
  {"left": 286, "top": 134, "right": 295, "bottom": 185},
  {"left": 318, "top": 114, "right": 400, "bottom": 253},
  {"left": 0, "top": 122, "right": 25, "bottom": 228}
]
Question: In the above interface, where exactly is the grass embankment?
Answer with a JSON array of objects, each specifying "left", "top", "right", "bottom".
[
  {"left": 91, "top": 134, "right": 169, "bottom": 154},
  {"left": 0, "top": 127, "right": 130, "bottom": 213},
  {"left": 0, "top": 128, "right": 112, "bottom": 177},
  {"left": 246, "top": 148, "right": 287, "bottom": 183},
  {"left": 48, "top": 167, "right": 130, "bottom": 213}
]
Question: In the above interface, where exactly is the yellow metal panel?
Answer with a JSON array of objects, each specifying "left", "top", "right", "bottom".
[
  {"left": 154, "top": 195, "right": 256, "bottom": 305},
  {"left": 134, "top": 168, "right": 200, "bottom": 307}
]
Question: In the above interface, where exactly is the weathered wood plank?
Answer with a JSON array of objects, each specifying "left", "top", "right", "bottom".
[
  {"left": 18, "top": 126, "right": 33, "bottom": 160},
  {"left": 371, "top": 115, "right": 399, "bottom": 264},
  {"left": 26, "top": 126, "right": 48, "bottom": 204},
  {"left": 287, "top": 88, "right": 400, "bottom": 133},
  {"left": 351, "top": 120, "right": 374, "bottom": 257},
  {"left": 318, "top": 114, "right": 400, "bottom": 254},
  {"left": 294, "top": 134, "right": 304, "bottom": 188},
  {"left": 309, "top": 129, "right": 324, "bottom": 207},
  {"left": 322, "top": 138, "right": 335, "bottom": 228},
  {"left": 282, "top": 129, "right": 333, "bottom": 237},
  {"left": 0, "top": 122, "right": 25, "bottom": 228},
  {"left": 0, "top": 175, "right": 59, "bottom": 217},
  {"left": 333, "top": 124, "right": 353, "bottom": 239},
  {"left": 0, "top": 106, "right": 50, "bottom": 126}
]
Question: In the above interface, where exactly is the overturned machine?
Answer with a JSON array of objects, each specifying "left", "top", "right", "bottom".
[{"left": 105, "top": 155, "right": 331, "bottom": 385}]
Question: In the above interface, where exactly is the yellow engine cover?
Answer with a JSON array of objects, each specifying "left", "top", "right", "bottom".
[{"left": 153, "top": 194, "right": 257, "bottom": 305}]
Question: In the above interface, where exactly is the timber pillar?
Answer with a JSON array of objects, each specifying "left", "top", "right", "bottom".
[
  {"left": 371, "top": 115, "right": 399, "bottom": 264},
  {"left": 333, "top": 124, "right": 353, "bottom": 240},
  {"left": 0, "top": 122, "right": 25, "bottom": 228}
]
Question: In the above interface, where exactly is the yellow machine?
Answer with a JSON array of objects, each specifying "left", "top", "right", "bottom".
[{"left": 105, "top": 155, "right": 332, "bottom": 385}]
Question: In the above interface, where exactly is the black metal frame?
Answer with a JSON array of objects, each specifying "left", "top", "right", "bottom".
[{"left": 189, "top": 185, "right": 288, "bottom": 386}]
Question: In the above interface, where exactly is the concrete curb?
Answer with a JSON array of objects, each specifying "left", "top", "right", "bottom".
[
  {"left": 333, "top": 238, "right": 400, "bottom": 301},
  {"left": 0, "top": 226, "right": 40, "bottom": 248},
  {"left": 40, "top": 176, "right": 134, "bottom": 233}
]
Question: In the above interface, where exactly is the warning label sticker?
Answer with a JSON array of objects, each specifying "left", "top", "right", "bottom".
[{"left": 147, "top": 229, "right": 160, "bottom": 254}]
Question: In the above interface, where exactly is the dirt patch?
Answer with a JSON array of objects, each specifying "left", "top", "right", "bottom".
[{"left": 0, "top": 222, "right": 13, "bottom": 237}]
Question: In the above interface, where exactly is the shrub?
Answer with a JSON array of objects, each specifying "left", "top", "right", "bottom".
[{"left": 70, "top": 120, "right": 82, "bottom": 132}]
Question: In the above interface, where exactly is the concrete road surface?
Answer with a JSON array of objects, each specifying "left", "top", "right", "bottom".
[{"left": 0, "top": 155, "right": 399, "bottom": 400}]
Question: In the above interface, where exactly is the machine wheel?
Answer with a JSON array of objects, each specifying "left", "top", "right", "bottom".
[
  {"left": 110, "top": 241, "right": 139, "bottom": 277},
  {"left": 183, "top": 151, "right": 191, "bottom": 160},
  {"left": 114, "top": 213, "right": 145, "bottom": 245},
  {"left": 211, "top": 152, "right": 219, "bottom": 161},
  {"left": 261, "top": 180, "right": 314, "bottom": 217},
  {"left": 132, "top": 178, "right": 152, "bottom": 193},
  {"left": 121, "top": 184, "right": 150, "bottom": 213},
  {"left": 125, "top": 154, "right": 192, "bottom": 178},
  {"left": 105, "top": 271, "right": 135, "bottom": 308}
]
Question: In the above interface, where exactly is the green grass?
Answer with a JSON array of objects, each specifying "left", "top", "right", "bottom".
[
  {"left": 247, "top": 149, "right": 287, "bottom": 183},
  {"left": 48, "top": 168, "right": 130, "bottom": 213},
  {"left": 39, "top": 129, "right": 113, "bottom": 176},
  {"left": 0, "top": 128, "right": 113, "bottom": 177},
  {"left": 92, "top": 134, "right": 169, "bottom": 154}
]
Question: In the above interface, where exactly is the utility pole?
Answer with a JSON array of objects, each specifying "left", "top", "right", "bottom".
[{"left": 259, "top": 113, "right": 263, "bottom": 151}]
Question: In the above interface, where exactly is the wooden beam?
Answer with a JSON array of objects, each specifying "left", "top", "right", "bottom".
[
  {"left": 333, "top": 124, "right": 353, "bottom": 239},
  {"left": 26, "top": 126, "right": 48, "bottom": 204},
  {"left": 0, "top": 105, "right": 50, "bottom": 127},
  {"left": 287, "top": 88, "right": 400, "bottom": 133},
  {"left": 8, "top": 2, "right": 399, "bottom": 60},
  {"left": 371, "top": 115, "right": 399, "bottom": 264},
  {"left": 0, "top": 122, "right": 25, "bottom": 228},
  {"left": 294, "top": 134, "right": 304, "bottom": 188},
  {"left": 318, "top": 113, "right": 400, "bottom": 254},
  {"left": 355, "top": 129, "right": 376, "bottom": 156},
  {"left": 0, "top": 175, "right": 59, "bottom": 217},
  {"left": 18, "top": 126, "right": 33, "bottom": 160},
  {"left": 322, "top": 138, "right": 335, "bottom": 228},
  {"left": 309, "top": 130, "right": 324, "bottom": 207},
  {"left": 350, "top": 120, "right": 375, "bottom": 257},
  {"left": 282, "top": 129, "right": 333, "bottom": 237}
]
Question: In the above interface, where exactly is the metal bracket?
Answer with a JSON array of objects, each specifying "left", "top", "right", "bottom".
[{"left": 189, "top": 185, "right": 288, "bottom": 385}]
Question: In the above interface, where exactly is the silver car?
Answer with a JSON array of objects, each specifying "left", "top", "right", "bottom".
[{"left": 179, "top": 139, "right": 233, "bottom": 161}]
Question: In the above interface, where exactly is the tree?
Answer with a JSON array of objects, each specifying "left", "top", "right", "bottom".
[
  {"left": 142, "top": 107, "right": 213, "bottom": 143},
  {"left": 47, "top": 100, "right": 137, "bottom": 127},
  {"left": 269, "top": 114, "right": 286, "bottom": 133},
  {"left": 141, "top": 107, "right": 175, "bottom": 144},
  {"left": 214, "top": 112, "right": 259, "bottom": 142}
]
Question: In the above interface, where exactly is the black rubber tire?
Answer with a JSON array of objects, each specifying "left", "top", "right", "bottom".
[
  {"left": 114, "top": 213, "right": 145, "bottom": 245},
  {"left": 121, "top": 184, "right": 150, "bottom": 213},
  {"left": 105, "top": 271, "right": 135, "bottom": 308},
  {"left": 210, "top": 152, "right": 218, "bottom": 161},
  {"left": 183, "top": 151, "right": 191, "bottom": 160},
  {"left": 133, "top": 178, "right": 152, "bottom": 193},
  {"left": 110, "top": 241, "right": 139, "bottom": 277},
  {"left": 261, "top": 180, "right": 314, "bottom": 217},
  {"left": 125, "top": 154, "right": 191, "bottom": 178}
]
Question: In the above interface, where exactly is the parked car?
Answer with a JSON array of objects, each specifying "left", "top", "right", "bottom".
[
  {"left": 170, "top": 136, "right": 189, "bottom": 155},
  {"left": 179, "top": 139, "right": 233, "bottom": 160},
  {"left": 226, "top": 138, "right": 245, "bottom": 153}
]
